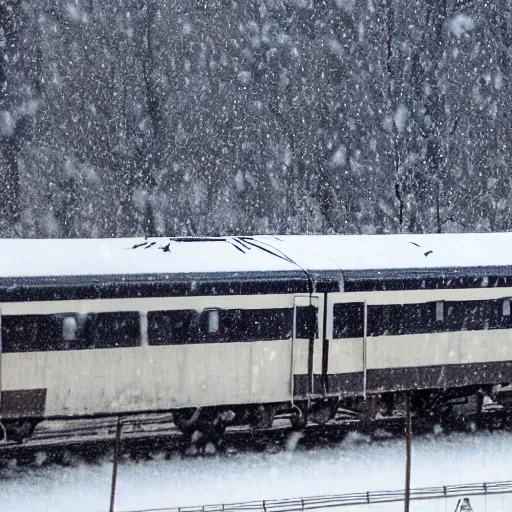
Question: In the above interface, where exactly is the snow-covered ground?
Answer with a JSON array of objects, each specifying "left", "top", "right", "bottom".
[{"left": 1, "top": 429, "right": 512, "bottom": 512}]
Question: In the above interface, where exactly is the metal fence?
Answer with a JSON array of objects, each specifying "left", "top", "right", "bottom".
[{"left": 123, "top": 480, "right": 512, "bottom": 512}]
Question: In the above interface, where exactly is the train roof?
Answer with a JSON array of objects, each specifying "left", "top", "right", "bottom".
[
  {"left": 0, "top": 232, "right": 511, "bottom": 278},
  {"left": 272, "top": 233, "right": 512, "bottom": 272},
  {"left": 0, "top": 233, "right": 511, "bottom": 300}
]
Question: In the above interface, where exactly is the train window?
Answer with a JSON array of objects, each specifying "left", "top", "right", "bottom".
[
  {"left": 218, "top": 309, "right": 242, "bottom": 341},
  {"left": 367, "top": 299, "right": 506, "bottom": 337},
  {"left": 461, "top": 301, "right": 489, "bottom": 331},
  {"left": 241, "top": 308, "right": 292, "bottom": 341},
  {"left": 445, "top": 300, "right": 497, "bottom": 332},
  {"left": 147, "top": 308, "right": 293, "bottom": 345},
  {"left": 368, "top": 302, "right": 444, "bottom": 336},
  {"left": 2, "top": 315, "right": 61, "bottom": 352},
  {"left": 295, "top": 305, "right": 319, "bottom": 339},
  {"left": 207, "top": 309, "right": 220, "bottom": 334},
  {"left": 217, "top": 308, "right": 292, "bottom": 342},
  {"left": 148, "top": 310, "right": 195, "bottom": 345},
  {"left": 503, "top": 299, "right": 511, "bottom": 317},
  {"left": 333, "top": 303, "right": 364, "bottom": 338},
  {"left": 82, "top": 312, "right": 139, "bottom": 349},
  {"left": 2, "top": 312, "right": 142, "bottom": 351},
  {"left": 435, "top": 301, "right": 444, "bottom": 322},
  {"left": 400, "top": 303, "right": 436, "bottom": 335}
]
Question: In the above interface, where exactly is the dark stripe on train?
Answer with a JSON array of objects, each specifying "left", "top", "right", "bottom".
[
  {"left": 367, "top": 361, "right": 512, "bottom": 392},
  {"left": 293, "top": 374, "right": 324, "bottom": 397},
  {"left": 294, "top": 374, "right": 363, "bottom": 397},
  {"left": 1, "top": 389, "right": 46, "bottom": 418},
  {"left": 0, "top": 270, "right": 342, "bottom": 302},
  {"left": 326, "top": 373, "right": 364, "bottom": 395},
  {"left": 322, "top": 361, "right": 512, "bottom": 396},
  {"left": 343, "top": 266, "right": 512, "bottom": 292},
  {"left": 1, "top": 308, "right": 293, "bottom": 352},
  {"left": 333, "top": 298, "right": 512, "bottom": 338},
  {"left": 3, "top": 265, "right": 512, "bottom": 303}
]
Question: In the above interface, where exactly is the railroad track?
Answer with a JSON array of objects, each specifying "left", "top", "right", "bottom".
[{"left": 0, "top": 401, "right": 508, "bottom": 467}]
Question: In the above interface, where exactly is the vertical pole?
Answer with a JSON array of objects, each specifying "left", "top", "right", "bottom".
[
  {"left": 404, "top": 392, "right": 412, "bottom": 512},
  {"left": 475, "top": 392, "right": 484, "bottom": 431},
  {"left": 291, "top": 299, "right": 297, "bottom": 403},
  {"left": 110, "top": 416, "right": 122, "bottom": 512},
  {"left": 0, "top": 309, "right": 3, "bottom": 419},
  {"left": 362, "top": 301, "right": 367, "bottom": 398}
]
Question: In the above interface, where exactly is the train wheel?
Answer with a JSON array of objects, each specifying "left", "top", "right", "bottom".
[
  {"left": 178, "top": 408, "right": 232, "bottom": 455},
  {"left": 173, "top": 408, "right": 201, "bottom": 436},
  {"left": 308, "top": 398, "right": 339, "bottom": 425},
  {"left": 196, "top": 408, "right": 230, "bottom": 440},
  {"left": 2, "top": 419, "right": 38, "bottom": 444},
  {"left": 249, "top": 405, "right": 276, "bottom": 430}
]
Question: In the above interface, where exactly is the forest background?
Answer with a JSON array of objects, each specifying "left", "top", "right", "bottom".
[{"left": 0, "top": 0, "right": 510, "bottom": 238}]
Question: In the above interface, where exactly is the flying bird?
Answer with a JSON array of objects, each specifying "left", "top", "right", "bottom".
[
  {"left": 161, "top": 242, "right": 171, "bottom": 253},
  {"left": 424, "top": 250, "right": 433, "bottom": 257}
]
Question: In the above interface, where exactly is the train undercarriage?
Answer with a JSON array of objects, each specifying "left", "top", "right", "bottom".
[
  {"left": 3, "top": 383, "right": 510, "bottom": 450},
  {"left": 3, "top": 382, "right": 512, "bottom": 451},
  {"left": 146, "top": 381, "right": 512, "bottom": 454}
]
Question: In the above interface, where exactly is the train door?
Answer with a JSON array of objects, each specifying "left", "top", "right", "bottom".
[
  {"left": 325, "top": 298, "right": 366, "bottom": 397},
  {"left": 292, "top": 296, "right": 320, "bottom": 398}
]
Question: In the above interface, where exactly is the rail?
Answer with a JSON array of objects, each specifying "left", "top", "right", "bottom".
[{"left": 123, "top": 480, "right": 512, "bottom": 512}]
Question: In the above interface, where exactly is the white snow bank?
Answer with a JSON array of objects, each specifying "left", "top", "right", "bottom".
[{"left": 2, "top": 430, "right": 512, "bottom": 511}]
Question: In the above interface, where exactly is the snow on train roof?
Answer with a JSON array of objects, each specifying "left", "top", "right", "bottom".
[
  {"left": 0, "top": 237, "right": 299, "bottom": 278},
  {"left": 272, "top": 232, "right": 512, "bottom": 271},
  {"left": 0, "top": 232, "right": 511, "bottom": 278}
]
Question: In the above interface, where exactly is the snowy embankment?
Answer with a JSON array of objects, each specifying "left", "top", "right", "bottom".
[{"left": 1, "top": 430, "right": 512, "bottom": 512}]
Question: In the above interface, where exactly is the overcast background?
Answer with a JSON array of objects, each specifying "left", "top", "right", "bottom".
[{"left": 1, "top": 0, "right": 510, "bottom": 238}]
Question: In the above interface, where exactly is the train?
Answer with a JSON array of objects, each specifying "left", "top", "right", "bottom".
[{"left": 1, "top": 232, "right": 512, "bottom": 443}]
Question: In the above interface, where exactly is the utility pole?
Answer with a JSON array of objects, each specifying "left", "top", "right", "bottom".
[
  {"left": 110, "top": 416, "right": 123, "bottom": 512},
  {"left": 404, "top": 393, "right": 412, "bottom": 512}
]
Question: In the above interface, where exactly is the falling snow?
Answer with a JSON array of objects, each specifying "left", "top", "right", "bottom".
[
  {"left": 0, "top": 2, "right": 508, "bottom": 236},
  {"left": 449, "top": 14, "right": 476, "bottom": 38},
  {"left": 2, "top": 430, "right": 512, "bottom": 511}
]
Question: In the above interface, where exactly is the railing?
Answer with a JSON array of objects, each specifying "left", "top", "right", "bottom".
[{"left": 123, "top": 480, "right": 512, "bottom": 512}]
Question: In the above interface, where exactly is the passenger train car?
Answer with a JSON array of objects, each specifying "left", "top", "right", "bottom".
[{"left": 2, "top": 233, "right": 512, "bottom": 442}]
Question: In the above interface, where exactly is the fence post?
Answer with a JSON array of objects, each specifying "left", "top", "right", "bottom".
[
  {"left": 404, "top": 392, "right": 412, "bottom": 512},
  {"left": 110, "top": 416, "right": 122, "bottom": 512}
]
